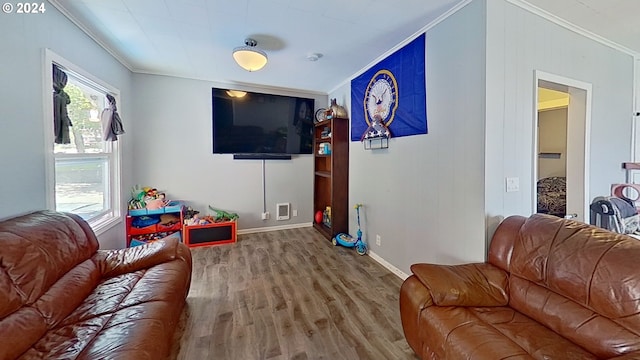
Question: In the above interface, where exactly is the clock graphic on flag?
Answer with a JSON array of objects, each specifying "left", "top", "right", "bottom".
[
  {"left": 351, "top": 33, "right": 426, "bottom": 142},
  {"left": 364, "top": 69, "right": 398, "bottom": 126}
]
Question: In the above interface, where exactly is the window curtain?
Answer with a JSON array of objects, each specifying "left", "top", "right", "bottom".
[
  {"left": 100, "top": 94, "right": 125, "bottom": 141},
  {"left": 53, "top": 64, "right": 72, "bottom": 144}
]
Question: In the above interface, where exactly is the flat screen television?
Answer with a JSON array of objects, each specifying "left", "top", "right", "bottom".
[{"left": 212, "top": 88, "right": 315, "bottom": 157}]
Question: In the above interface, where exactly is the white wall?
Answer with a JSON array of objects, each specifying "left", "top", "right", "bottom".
[
  {"left": 332, "top": 0, "right": 487, "bottom": 274},
  {"left": 485, "top": 0, "right": 634, "bottom": 236},
  {"left": 333, "top": 0, "right": 636, "bottom": 275},
  {"left": 0, "top": 5, "right": 133, "bottom": 249},
  {"left": 131, "top": 74, "right": 327, "bottom": 230}
]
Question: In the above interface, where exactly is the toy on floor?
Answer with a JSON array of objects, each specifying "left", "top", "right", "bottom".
[
  {"left": 332, "top": 203, "right": 367, "bottom": 255},
  {"left": 208, "top": 205, "right": 239, "bottom": 221}
]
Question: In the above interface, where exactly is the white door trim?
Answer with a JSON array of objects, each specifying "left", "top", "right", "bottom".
[
  {"left": 633, "top": 57, "right": 640, "bottom": 162},
  {"left": 533, "top": 70, "right": 592, "bottom": 221}
]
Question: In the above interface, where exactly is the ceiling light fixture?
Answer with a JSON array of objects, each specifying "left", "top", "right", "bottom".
[
  {"left": 233, "top": 38, "right": 268, "bottom": 72},
  {"left": 226, "top": 90, "right": 247, "bottom": 98}
]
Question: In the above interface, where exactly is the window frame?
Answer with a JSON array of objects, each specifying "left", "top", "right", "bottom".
[{"left": 43, "top": 49, "right": 122, "bottom": 235}]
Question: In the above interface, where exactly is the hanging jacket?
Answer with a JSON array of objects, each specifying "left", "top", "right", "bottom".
[
  {"left": 101, "top": 94, "right": 125, "bottom": 141},
  {"left": 53, "top": 64, "right": 72, "bottom": 144}
]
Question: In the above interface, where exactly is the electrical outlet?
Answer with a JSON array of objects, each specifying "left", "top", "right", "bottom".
[
  {"left": 376, "top": 234, "right": 381, "bottom": 246},
  {"left": 292, "top": 209, "right": 298, "bottom": 217},
  {"left": 261, "top": 212, "right": 270, "bottom": 220}
]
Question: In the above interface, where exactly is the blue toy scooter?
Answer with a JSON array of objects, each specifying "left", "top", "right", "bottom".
[{"left": 332, "top": 204, "right": 367, "bottom": 255}]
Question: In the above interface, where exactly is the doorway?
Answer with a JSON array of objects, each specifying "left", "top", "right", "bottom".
[
  {"left": 536, "top": 88, "right": 568, "bottom": 217},
  {"left": 534, "top": 71, "right": 592, "bottom": 222}
]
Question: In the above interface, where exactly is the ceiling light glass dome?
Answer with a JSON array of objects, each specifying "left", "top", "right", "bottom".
[{"left": 233, "top": 38, "right": 268, "bottom": 72}]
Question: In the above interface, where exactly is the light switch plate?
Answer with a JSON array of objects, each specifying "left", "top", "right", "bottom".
[{"left": 506, "top": 177, "right": 519, "bottom": 192}]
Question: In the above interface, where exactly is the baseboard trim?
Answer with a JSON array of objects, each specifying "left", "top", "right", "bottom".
[
  {"left": 368, "top": 251, "right": 410, "bottom": 280},
  {"left": 237, "top": 222, "right": 312, "bottom": 235}
]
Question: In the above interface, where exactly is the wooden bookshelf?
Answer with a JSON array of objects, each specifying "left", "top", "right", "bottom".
[{"left": 313, "top": 117, "right": 349, "bottom": 240}]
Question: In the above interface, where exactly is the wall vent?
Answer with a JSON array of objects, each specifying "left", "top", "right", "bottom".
[{"left": 276, "top": 203, "right": 290, "bottom": 220}]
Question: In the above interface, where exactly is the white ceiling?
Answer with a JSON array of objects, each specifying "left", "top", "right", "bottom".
[{"left": 51, "top": 0, "right": 640, "bottom": 94}]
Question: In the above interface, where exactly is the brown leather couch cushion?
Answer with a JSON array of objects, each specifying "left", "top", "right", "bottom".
[
  {"left": 410, "top": 263, "right": 508, "bottom": 307},
  {"left": 401, "top": 214, "right": 640, "bottom": 359},
  {"left": 417, "top": 305, "right": 597, "bottom": 359},
  {"left": 94, "top": 235, "right": 181, "bottom": 277},
  {"left": 0, "top": 210, "right": 191, "bottom": 360},
  {"left": 509, "top": 215, "right": 640, "bottom": 358}
]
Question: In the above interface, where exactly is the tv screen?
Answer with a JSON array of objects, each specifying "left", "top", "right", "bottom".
[{"left": 212, "top": 88, "right": 315, "bottom": 155}]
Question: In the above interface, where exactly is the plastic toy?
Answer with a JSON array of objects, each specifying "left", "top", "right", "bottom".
[
  {"left": 208, "top": 205, "right": 239, "bottom": 221},
  {"left": 323, "top": 206, "right": 332, "bottom": 227},
  {"left": 128, "top": 185, "right": 166, "bottom": 210},
  {"left": 332, "top": 204, "right": 367, "bottom": 255}
]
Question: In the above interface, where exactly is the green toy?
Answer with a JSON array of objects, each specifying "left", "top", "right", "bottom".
[{"left": 208, "top": 205, "right": 239, "bottom": 221}]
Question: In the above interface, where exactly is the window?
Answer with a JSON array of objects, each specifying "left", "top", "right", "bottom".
[{"left": 44, "top": 50, "right": 122, "bottom": 233}]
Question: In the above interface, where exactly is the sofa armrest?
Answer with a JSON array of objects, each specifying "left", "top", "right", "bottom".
[
  {"left": 93, "top": 237, "right": 185, "bottom": 278},
  {"left": 400, "top": 275, "right": 435, "bottom": 356},
  {"left": 410, "top": 263, "right": 509, "bottom": 307}
]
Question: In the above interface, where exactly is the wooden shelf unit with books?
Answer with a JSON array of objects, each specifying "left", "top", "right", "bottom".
[{"left": 313, "top": 116, "right": 349, "bottom": 240}]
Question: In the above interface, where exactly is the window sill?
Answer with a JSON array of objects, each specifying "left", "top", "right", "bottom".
[{"left": 90, "top": 214, "right": 122, "bottom": 236}]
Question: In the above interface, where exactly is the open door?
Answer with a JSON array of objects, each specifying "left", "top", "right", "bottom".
[{"left": 534, "top": 71, "right": 591, "bottom": 222}]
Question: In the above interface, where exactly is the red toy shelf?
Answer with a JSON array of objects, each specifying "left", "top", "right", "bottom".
[
  {"left": 126, "top": 204, "right": 184, "bottom": 247},
  {"left": 183, "top": 220, "right": 237, "bottom": 248},
  {"left": 128, "top": 221, "right": 181, "bottom": 236}
]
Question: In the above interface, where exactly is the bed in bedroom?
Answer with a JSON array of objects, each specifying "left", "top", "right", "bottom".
[{"left": 537, "top": 176, "right": 566, "bottom": 217}]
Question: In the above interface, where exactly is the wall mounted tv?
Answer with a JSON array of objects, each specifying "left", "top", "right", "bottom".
[{"left": 212, "top": 88, "right": 315, "bottom": 158}]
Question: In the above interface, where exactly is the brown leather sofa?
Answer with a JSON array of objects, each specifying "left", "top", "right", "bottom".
[
  {"left": 0, "top": 210, "right": 192, "bottom": 360},
  {"left": 400, "top": 214, "right": 640, "bottom": 359}
]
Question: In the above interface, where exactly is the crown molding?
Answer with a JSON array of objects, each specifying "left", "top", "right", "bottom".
[
  {"left": 47, "top": 0, "right": 134, "bottom": 72},
  {"left": 328, "top": 0, "right": 473, "bottom": 94},
  {"left": 133, "top": 68, "right": 328, "bottom": 97},
  {"left": 328, "top": 0, "right": 639, "bottom": 95},
  {"left": 506, "top": 0, "right": 639, "bottom": 57}
]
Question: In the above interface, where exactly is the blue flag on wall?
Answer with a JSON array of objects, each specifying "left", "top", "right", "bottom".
[{"left": 351, "top": 33, "right": 427, "bottom": 141}]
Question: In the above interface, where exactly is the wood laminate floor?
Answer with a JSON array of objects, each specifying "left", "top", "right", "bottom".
[{"left": 170, "top": 227, "right": 417, "bottom": 360}]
